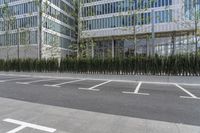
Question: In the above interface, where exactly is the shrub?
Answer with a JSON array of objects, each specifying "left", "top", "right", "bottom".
[{"left": 0, "top": 55, "right": 200, "bottom": 76}]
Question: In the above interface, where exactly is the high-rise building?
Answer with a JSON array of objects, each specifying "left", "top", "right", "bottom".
[
  {"left": 0, "top": 0, "right": 200, "bottom": 59},
  {"left": 80, "top": 0, "right": 200, "bottom": 58},
  {"left": 0, "top": 0, "right": 76, "bottom": 59}
]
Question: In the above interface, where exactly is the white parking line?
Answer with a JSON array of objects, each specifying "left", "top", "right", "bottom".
[
  {"left": 3, "top": 118, "right": 56, "bottom": 133},
  {"left": 44, "top": 79, "right": 85, "bottom": 87},
  {"left": 7, "top": 125, "right": 26, "bottom": 133},
  {"left": 134, "top": 82, "right": 142, "bottom": 93},
  {"left": 16, "top": 79, "right": 56, "bottom": 85},
  {"left": 174, "top": 84, "right": 200, "bottom": 99},
  {"left": 79, "top": 80, "right": 112, "bottom": 91},
  {"left": 0, "top": 77, "right": 34, "bottom": 83},
  {"left": 122, "top": 82, "right": 149, "bottom": 95}
]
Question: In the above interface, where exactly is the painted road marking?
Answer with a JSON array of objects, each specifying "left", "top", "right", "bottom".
[
  {"left": 180, "top": 96, "right": 200, "bottom": 99},
  {"left": 44, "top": 79, "right": 85, "bottom": 87},
  {"left": 0, "top": 77, "right": 34, "bottom": 83},
  {"left": 3, "top": 118, "right": 56, "bottom": 133},
  {"left": 7, "top": 125, "right": 26, "bottom": 133},
  {"left": 134, "top": 82, "right": 142, "bottom": 93},
  {"left": 16, "top": 79, "right": 56, "bottom": 85},
  {"left": 174, "top": 84, "right": 200, "bottom": 99},
  {"left": 79, "top": 80, "right": 112, "bottom": 91},
  {"left": 122, "top": 82, "right": 149, "bottom": 95}
]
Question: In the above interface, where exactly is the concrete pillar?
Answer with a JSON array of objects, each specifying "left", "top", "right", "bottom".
[
  {"left": 102, "top": 42, "right": 105, "bottom": 60},
  {"left": 179, "top": 35, "right": 181, "bottom": 54},
  {"left": 187, "top": 33, "right": 189, "bottom": 54},
  {"left": 91, "top": 41, "right": 94, "bottom": 59},
  {"left": 146, "top": 35, "right": 149, "bottom": 56},
  {"left": 171, "top": 32, "right": 176, "bottom": 55},
  {"left": 151, "top": 9, "right": 155, "bottom": 56},
  {"left": 17, "top": 28, "right": 20, "bottom": 60},
  {"left": 86, "top": 43, "right": 89, "bottom": 58},
  {"left": 112, "top": 39, "right": 115, "bottom": 58},
  {"left": 38, "top": 0, "right": 42, "bottom": 59}
]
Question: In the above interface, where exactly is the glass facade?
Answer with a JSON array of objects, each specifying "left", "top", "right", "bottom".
[
  {"left": 0, "top": 1, "right": 38, "bottom": 46},
  {"left": 82, "top": 0, "right": 172, "bottom": 17},
  {"left": 81, "top": 0, "right": 200, "bottom": 58},
  {"left": 185, "top": 0, "right": 200, "bottom": 20},
  {"left": 0, "top": 0, "right": 199, "bottom": 58},
  {"left": 42, "top": 0, "right": 76, "bottom": 49},
  {"left": 0, "top": 0, "right": 76, "bottom": 58},
  {"left": 81, "top": 0, "right": 173, "bottom": 30},
  {"left": 82, "top": 9, "right": 172, "bottom": 30}
]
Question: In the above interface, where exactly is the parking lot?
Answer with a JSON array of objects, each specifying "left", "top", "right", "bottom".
[
  {"left": 0, "top": 73, "right": 200, "bottom": 133},
  {"left": 0, "top": 74, "right": 200, "bottom": 99}
]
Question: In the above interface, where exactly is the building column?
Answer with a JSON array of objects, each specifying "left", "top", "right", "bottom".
[
  {"left": 102, "top": 43, "right": 105, "bottom": 60},
  {"left": 146, "top": 35, "right": 149, "bottom": 56},
  {"left": 91, "top": 40, "right": 94, "bottom": 59},
  {"left": 86, "top": 43, "right": 89, "bottom": 58},
  {"left": 38, "top": 0, "right": 42, "bottom": 59},
  {"left": 171, "top": 31, "right": 176, "bottom": 55},
  {"left": 187, "top": 32, "right": 189, "bottom": 54},
  {"left": 151, "top": 9, "right": 155, "bottom": 56},
  {"left": 179, "top": 34, "right": 182, "bottom": 54},
  {"left": 17, "top": 28, "right": 20, "bottom": 60},
  {"left": 112, "top": 39, "right": 115, "bottom": 58}
]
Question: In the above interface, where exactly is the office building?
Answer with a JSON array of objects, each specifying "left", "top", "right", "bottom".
[
  {"left": 80, "top": 0, "right": 200, "bottom": 58},
  {"left": 0, "top": 0, "right": 76, "bottom": 59},
  {"left": 0, "top": 0, "right": 199, "bottom": 59}
]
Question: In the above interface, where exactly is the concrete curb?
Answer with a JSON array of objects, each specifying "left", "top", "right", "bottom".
[{"left": 0, "top": 71, "right": 200, "bottom": 85}]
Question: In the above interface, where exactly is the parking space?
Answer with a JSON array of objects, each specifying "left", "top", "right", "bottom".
[
  {"left": 0, "top": 76, "right": 18, "bottom": 80},
  {"left": 178, "top": 85, "right": 200, "bottom": 98},
  {"left": 0, "top": 77, "right": 39, "bottom": 83},
  {"left": 44, "top": 79, "right": 86, "bottom": 88},
  {"left": 60, "top": 79, "right": 107, "bottom": 89},
  {"left": 139, "top": 83, "right": 187, "bottom": 98},
  {"left": 0, "top": 76, "right": 33, "bottom": 83},
  {"left": 15, "top": 78, "right": 56, "bottom": 85},
  {"left": 93, "top": 81, "right": 138, "bottom": 92},
  {"left": 0, "top": 74, "right": 200, "bottom": 100},
  {"left": 36, "top": 79, "right": 74, "bottom": 86}
]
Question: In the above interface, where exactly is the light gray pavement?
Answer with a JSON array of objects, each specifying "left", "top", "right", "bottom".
[
  {"left": 0, "top": 97, "right": 200, "bottom": 133},
  {"left": 0, "top": 73, "right": 200, "bottom": 133}
]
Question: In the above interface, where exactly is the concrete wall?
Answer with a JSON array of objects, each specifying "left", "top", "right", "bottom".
[
  {"left": 0, "top": 45, "right": 39, "bottom": 59},
  {"left": 0, "top": 45, "right": 74, "bottom": 60},
  {"left": 41, "top": 45, "right": 73, "bottom": 59}
]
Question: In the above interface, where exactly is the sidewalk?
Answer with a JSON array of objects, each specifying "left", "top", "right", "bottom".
[
  {"left": 0, "top": 71, "right": 200, "bottom": 85},
  {"left": 0, "top": 97, "right": 200, "bottom": 133}
]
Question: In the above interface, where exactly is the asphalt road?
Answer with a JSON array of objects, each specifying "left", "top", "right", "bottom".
[{"left": 0, "top": 74, "right": 200, "bottom": 133}]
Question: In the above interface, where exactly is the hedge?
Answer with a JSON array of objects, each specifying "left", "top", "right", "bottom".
[{"left": 0, "top": 55, "right": 200, "bottom": 76}]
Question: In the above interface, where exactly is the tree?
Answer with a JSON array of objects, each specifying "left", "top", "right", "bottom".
[
  {"left": 19, "top": 28, "right": 32, "bottom": 58},
  {"left": 71, "top": 0, "right": 94, "bottom": 59},
  {"left": 45, "top": 33, "right": 60, "bottom": 58}
]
